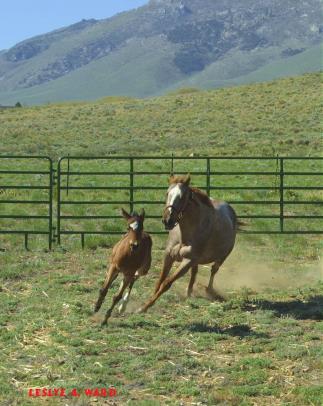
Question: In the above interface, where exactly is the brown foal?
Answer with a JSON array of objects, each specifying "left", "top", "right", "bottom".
[{"left": 94, "top": 208, "right": 152, "bottom": 325}]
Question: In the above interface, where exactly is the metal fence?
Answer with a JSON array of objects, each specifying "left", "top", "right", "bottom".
[
  {"left": 0, "top": 155, "right": 322, "bottom": 249},
  {"left": 0, "top": 156, "right": 53, "bottom": 249},
  {"left": 56, "top": 156, "right": 323, "bottom": 248}
]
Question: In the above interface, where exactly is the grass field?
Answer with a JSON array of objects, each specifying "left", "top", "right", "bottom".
[
  {"left": 0, "top": 73, "right": 321, "bottom": 158},
  {"left": 0, "top": 243, "right": 322, "bottom": 405},
  {"left": 0, "top": 73, "right": 322, "bottom": 405}
]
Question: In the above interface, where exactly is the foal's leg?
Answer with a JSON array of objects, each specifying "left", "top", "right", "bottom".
[
  {"left": 206, "top": 262, "right": 225, "bottom": 301},
  {"left": 187, "top": 265, "right": 198, "bottom": 297},
  {"left": 102, "top": 277, "right": 129, "bottom": 325},
  {"left": 139, "top": 259, "right": 193, "bottom": 313},
  {"left": 118, "top": 278, "right": 136, "bottom": 314},
  {"left": 94, "top": 265, "right": 118, "bottom": 313},
  {"left": 154, "top": 252, "right": 174, "bottom": 294}
]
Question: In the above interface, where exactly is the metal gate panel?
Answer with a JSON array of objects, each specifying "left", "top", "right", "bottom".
[
  {"left": 56, "top": 156, "right": 323, "bottom": 248},
  {"left": 0, "top": 156, "right": 53, "bottom": 249}
]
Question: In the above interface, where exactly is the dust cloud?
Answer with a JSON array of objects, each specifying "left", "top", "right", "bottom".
[{"left": 195, "top": 248, "right": 323, "bottom": 297}]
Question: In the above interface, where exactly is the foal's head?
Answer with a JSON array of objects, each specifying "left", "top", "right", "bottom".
[
  {"left": 162, "top": 174, "right": 191, "bottom": 230},
  {"left": 121, "top": 208, "right": 145, "bottom": 252}
]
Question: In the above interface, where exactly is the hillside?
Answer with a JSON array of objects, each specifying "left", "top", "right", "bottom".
[
  {"left": 0, "top": 73, "right": 321, "bottom": 158},
  {"left": 0, "top": 0, "right": 322, "bottom": 105}
]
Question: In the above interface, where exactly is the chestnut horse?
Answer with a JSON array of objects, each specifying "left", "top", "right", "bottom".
[
  {"left": 94, "top": 208, "right": 152, "bottom": 325},
  {"left": 139, "top": 174, "right": 239, "bottom": 313}
]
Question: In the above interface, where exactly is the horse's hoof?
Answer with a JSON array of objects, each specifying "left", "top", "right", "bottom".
[
  {"left": 94, "top": 302, "right": 101, "bottom": 313},
  {"left": 205, "top": 287, "right": 225, "bottom": 302},
  {"left": 136, "top": 307, "right": 146, "bottom": 314},
  {"left": 101, "top": 320, "right": 108, "bottom": 327}
]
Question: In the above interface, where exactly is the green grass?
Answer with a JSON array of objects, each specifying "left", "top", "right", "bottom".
[
  {"left": 0, "top": 73, "right": 322, "bottom": 404},
  {"left": 0, "top": 72, "right": 321, "bottom": 158},
  {"left": 0, "top": 247, "right": 322, "bottom": 405}
]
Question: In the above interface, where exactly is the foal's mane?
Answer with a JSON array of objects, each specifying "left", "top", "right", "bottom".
[{"left": 169, "top": 175, "right": 214, "bottom": 208}]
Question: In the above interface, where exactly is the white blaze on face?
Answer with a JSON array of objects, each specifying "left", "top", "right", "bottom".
[
  {"left": 129, "top": 221, "right": 139, "bottom": 230},
  {"left": 167, "top": 184, "right": 182, "bottom": 212}
]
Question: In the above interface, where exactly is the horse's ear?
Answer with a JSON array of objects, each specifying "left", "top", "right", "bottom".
[
  {"left": 121, "top": 208, "right": 131, "bottom": 220},
  {"left": 184, "top": 173, "right": 191, "bottom": 185},
  {"left": 139, "top": 208, "right": 145, "bottom": 220},
  {"left": 168, "top": 175, "right": 174, "bottom": 185}
]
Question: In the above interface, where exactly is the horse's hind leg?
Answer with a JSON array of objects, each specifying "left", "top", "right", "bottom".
[
  {"left": 206, "top": 262, "right": 225, "bottom": 301},
  {"left": 187, "top": 265, "right": 198, "bottom": 297},
  {"left": 94, "top": 265, "right": 118, "bottom": 313}
]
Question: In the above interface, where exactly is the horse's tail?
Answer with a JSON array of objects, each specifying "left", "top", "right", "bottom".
[
  {"left": 236, "top": 219, "right": 247, "bottom": 232},
  {"left": 226, "top": 204, "right": 247, "bottom": 232}
]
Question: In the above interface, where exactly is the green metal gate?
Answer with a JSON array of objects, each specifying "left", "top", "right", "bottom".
[
  {"left": 0, "top": 156, "right": 54, "bottom": 249},
  {"left": 56, "top": 156, "right": 323, "bottom": 248},
  {"left": 1, "top": 155, "right": 322, "bottom": 249}
]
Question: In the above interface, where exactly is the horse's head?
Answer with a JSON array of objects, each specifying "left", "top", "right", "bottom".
[
  {"left": 162, "top": 174, "right": 191, "bottom": 230},
  {"left": 121, "top": 208, "right": 145, "bottom": 252}
]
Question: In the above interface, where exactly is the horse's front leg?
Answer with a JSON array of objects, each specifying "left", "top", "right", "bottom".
[
  {"left": 139, "top": 258, "right": 193, "bottom": 313},
  {"left": 154, "top": 250, "right": 175, "bottom": 294},
  {"left": 102, "top": 277, "right": 130, "bottom": 325},
  {"left": 94, "top": 264, "right": 118, "bottom": 313}
]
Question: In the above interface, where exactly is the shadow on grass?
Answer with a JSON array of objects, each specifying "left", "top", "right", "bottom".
[
  {"left": 245, "top": 295, "right": 323, "bottom": 320},
  {"left": 117, "top": 319, "right": 268, "bottom": 338},
  {"left": 187, "top": 323, "right": 268, "bottom": 338},
  {"left": 114, "top": 320, "right": 162, "bottom": 329}
]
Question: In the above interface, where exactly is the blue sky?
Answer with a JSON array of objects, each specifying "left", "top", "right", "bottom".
[{"left": 0, "top": 0, "right": 148, "bottom": 50}]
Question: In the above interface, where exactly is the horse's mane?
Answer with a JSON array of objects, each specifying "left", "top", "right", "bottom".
[
  {"left": 191, "top": 187, "right": 214, "bottom": 208},
  {"left": 169, "top": 175, "right": 214, "bottom": 208}
]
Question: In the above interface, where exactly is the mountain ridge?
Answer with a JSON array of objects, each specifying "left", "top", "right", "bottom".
[{"left": 0, "top": 0, "right": 321, "bottom": 104}]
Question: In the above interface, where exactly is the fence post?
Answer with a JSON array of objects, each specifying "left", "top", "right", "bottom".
[
  {"left": 57, "top": 159, "right": 61, "bottom": 244},
  {"left": 130, "top": 158, "right": 134, "bottom": 213},
  {"left": 66, "top": 154, "right": 70, "bottom": 196},
  {"left": 170, "top": 153, "right": 174, "bottom": 176},
  {"left": 206, "top": 158, "right": 211, "bottom": 196},
  {"left": 279, "top": 157, "right": 284, "bottom": 233},
  {"left": 24, "top": 233, "right": 29, "bottom": 250},
  {"left": 48, "top": 159, "right": 53, "bottom": 250}
]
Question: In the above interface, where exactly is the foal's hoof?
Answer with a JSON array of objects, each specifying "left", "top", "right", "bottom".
[
  {"left": 101, "top": 319, "right": 108, "bottom": 327},
  {"left": 205, "top": 287, "right": 225, "bottom": 302},
  {"left": 118, "top": 303, "right": 127, "bottom": 314},
  {"left": 136, "top": 307, "right": 147, "bottom": 314}
]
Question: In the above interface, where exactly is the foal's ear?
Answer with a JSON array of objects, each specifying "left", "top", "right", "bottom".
[
  {"left": 121, "top": 208, "right": 131, "bottom": 220},
  {"left": 183, "top": 173, "right": 191, "bottom": 185},
  {"left": 139, "top": 208, "right": 145, "bottom": 221}
]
